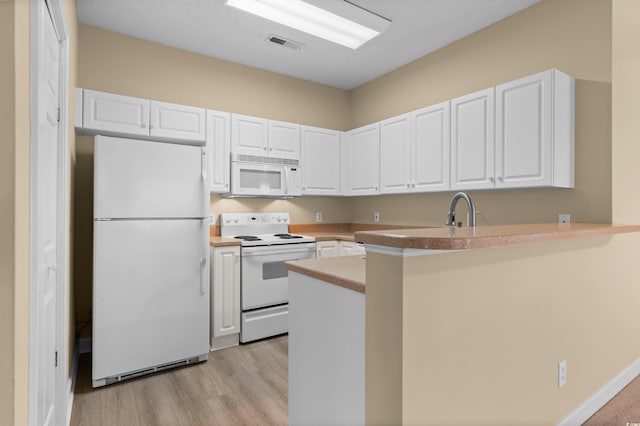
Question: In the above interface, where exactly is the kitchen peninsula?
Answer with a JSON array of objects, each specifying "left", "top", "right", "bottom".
[{"left": 287, "top": 223, "right": 640, "bottom": 425}]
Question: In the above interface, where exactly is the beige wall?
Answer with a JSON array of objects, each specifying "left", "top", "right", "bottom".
[
  {"left": 350, "top": 0, "right": 612, "bottom": 227},
  {"left": 13, "top": 0, "right": 30, "bottom": 422},
  {"left": 1, "top": 1, "right": 18, "bottom": 423},
  {"left": 365, "top": 233, "right": 640, "bottom": 424},
  {"left": 612, "top": 0, "right": 640, "bottom": 223}
]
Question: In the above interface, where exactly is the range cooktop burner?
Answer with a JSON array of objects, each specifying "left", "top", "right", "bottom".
[
  {"left": 274, "top": 233, "right": 303, "bottom": 239},
  {"left": 234, "top": 235, "right": 262, "bottom": 241}
]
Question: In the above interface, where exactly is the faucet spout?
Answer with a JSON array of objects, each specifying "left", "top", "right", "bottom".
[{"left": 446, "top": 192, "right": 476, "bottom": 227}]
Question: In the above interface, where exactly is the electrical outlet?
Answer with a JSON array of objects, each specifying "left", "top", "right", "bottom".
[
  {"left": 558, "top": 360, "right": 567, "bottom": 388},
  {"left": 315, "top": 212, "right": 323, "bottom": 223},
  {"left": 374, "top": 211, "right": 380, "bottom": 223},
  {"left": 559, "top": 214, "right": 571, "bottom": 224}
]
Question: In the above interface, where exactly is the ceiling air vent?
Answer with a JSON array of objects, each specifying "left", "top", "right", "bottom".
[{"left": 266, "top": 35, "right": 304, "bottom": 51}]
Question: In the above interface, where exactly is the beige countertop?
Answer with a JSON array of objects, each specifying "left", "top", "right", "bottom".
[
  {"left": 354, "top": 222, "right": 640, "bottom": 250},
  {"left": 287, "top": 255, "right": 366, "bottom": 294},
  {"left": 209, "top": 236, "right": 241, "bottom": 247}
]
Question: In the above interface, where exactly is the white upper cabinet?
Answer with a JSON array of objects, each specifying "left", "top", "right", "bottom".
[
  {"left": 80, "top": 89, "right": 205, "bottom": 143},
  {"left": 300, "top": 126, "right": 341, "bottom": 196},
  {"left": 150, "top": 100, "right": 206, "bottom": 142},
  {"left": 450, "top": 87, "right": 496, "bottom": 190},
  {"left": 495, "top": 69, "right": 574, "bottom": 189},
  {"left": 269, "top": 120, "right": 301, "bottom": 159},
  {"left": 83, "top": 89, "right": 150, "bottom": 137},
  {"left": 231, "top": 114, "right": 300, "bottom": 160},
  {"left": 380, "top": 113, "right": 412, "bottom": 194},
  {"left": 231, "top": 114, "right": 268, "bottom": 156},
  {"left": 344, "top": 123, "right": 380, "bottom": 196},
  {"left": 413, "top": 101, "right": 451, "bottom": 192},
  {"left": 380, "top": 102, "right": 451, "bottom": 194},
  {"left": 206, "top": 109, "right": 231, "bottom": 193}
]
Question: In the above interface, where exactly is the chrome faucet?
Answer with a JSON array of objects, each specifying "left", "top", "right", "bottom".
[{"left": 446, "top": 192, "right": 476, "bottom": 227}]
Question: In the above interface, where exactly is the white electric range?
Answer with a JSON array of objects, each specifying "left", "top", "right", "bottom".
[{"left": 220, "top": 213, "right": 316, "bottom": 342}]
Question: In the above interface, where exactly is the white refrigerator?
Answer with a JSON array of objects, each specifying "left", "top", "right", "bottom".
[{"left": 92, "top": 135, "right": 210, "bottom": 388}]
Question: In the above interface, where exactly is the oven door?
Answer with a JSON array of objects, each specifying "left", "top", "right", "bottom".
[
  {"left": 231, "top": 162, "right": 287, "bottom": 196},
  {"left": 241, "top": 243, "right": 316, "bottom": 310}
]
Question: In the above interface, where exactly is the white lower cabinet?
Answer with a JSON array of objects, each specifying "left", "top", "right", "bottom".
[
  {"left": 339, "top": 241, "right": 359, "bottom": 256},
  {"left": 210, "top": 245, "right": 240, "bottom": 351},
  {"left": 317, "top": 240, "right": 361, "bottom": 258},
  {"left": 316, "top": 241, "right": 340, "bottom": 258}
]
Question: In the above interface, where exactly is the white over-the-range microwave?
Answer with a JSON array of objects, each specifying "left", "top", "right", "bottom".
[{"left": 228, "top": 153, "right": 302, "bottom": 197}]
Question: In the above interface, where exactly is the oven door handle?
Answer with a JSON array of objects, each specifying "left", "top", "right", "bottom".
[{"left": 241, "top": 245, "right": 316, "bottom": 257}]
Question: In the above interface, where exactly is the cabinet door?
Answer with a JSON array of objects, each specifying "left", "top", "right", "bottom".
[
  {"left": 83, "top": 89, "right": 150, "bottom": 137},
  {"left": 380, "top": 113, "right": 412, "bottom": 194},
  {"left": 301, "top": 126, "right": 341, "bottom": 195},
  {"left": 207, "top": 110, "right": 231, "bottom": 193},
  {"left": 231, "top": 114, "right": 268, "bottom": 156},
  {"left": 451, "top": 88, "right": 495, "bottom": 190},
  {"left": 211, "top": 246, "right": 240, "bottom": 338},
  {"left": 316, "top": 241, "right": 340, "bottom": 258},
  {"left": 413, "top": 101, "right": 451, "bottom": 192},
  {"left": 339, "top": 241, "right": 356, "bottom": 256},
  {"left": 345, "top": 123, "right": 380, "bottom": 196},
  {"left": 150, "top": 100, "right": 206, "bottom": 143},
  {"left": 495, "top": 71, "right": 552, "bottom": 188},
  {"left": 269, "top": 120, "right": 301, "bottom": 160}
]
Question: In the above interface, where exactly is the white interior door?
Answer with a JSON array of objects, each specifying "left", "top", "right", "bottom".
[{"left": 33, "top": 3, "right": 61, "bottom": 425}]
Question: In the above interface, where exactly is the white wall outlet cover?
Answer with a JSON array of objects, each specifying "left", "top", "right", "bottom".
[
  {"left": 315, "top": 212, "right": 323, "bottom": 223},
  {"left": 559, "top": 214, "right": 571, "bottom": 224},
  {"left": 374, "top": 212, "right": 380, "bottom": 223},
  {"left": 558, "top": 360, "right": 567, "bottom": 388}
]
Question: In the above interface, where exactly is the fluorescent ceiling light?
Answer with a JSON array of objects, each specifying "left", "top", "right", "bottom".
[{"left": 226, "top": 0, "right": 389, "bottom": 49}]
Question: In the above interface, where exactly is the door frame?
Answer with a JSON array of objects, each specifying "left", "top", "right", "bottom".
[{"left": 28, "top": 0, "right": 70, "bottom": 425}]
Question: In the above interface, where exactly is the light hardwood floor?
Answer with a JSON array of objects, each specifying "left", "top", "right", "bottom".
[{"left": 70, "top": 336, "right": 288, "bottom": 426}]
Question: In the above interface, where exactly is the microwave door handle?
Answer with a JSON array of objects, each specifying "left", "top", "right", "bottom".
[
  {"left": 200, "top": 218, "right": 208, "bottom": 295},
  {"left": 284, "top": 168, "right": 289, "bottom": 195}
]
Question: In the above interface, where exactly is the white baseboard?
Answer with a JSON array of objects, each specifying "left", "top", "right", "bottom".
[
  {"left": 78, "top": 337, "right": 92, "bottom": 354},
  {"left": 556, "top": 358, "right": 640, "bottom": 426},
  {"left": 66, "top": 343, "right": 80, "bottom": 426}
]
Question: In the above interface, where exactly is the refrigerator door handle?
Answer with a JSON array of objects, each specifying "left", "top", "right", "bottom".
[
  {"left": 202, "top": 148, "right": 208, "bottom": 217},
  {"left": 201, "top": 218, "right": 208, "bottom": 296}
]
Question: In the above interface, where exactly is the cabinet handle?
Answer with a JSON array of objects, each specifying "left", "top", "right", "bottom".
[
  {"left": 407, "top": 183, "right": 410, "bottom": 188},
  {"left": 489, "top": 177, "right": 495, "bottom": 183},
  {"left": 498, "top": 176, "right": 503, "bottom": 182}
]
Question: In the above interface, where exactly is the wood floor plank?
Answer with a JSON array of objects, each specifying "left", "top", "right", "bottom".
[{"left": 71, "top": 336, "right": 289, "bottom": 426}]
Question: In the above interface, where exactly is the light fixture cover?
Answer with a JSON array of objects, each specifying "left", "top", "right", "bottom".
[{"left": 226, "top": 0, "right": 390, "bottom": 49}]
